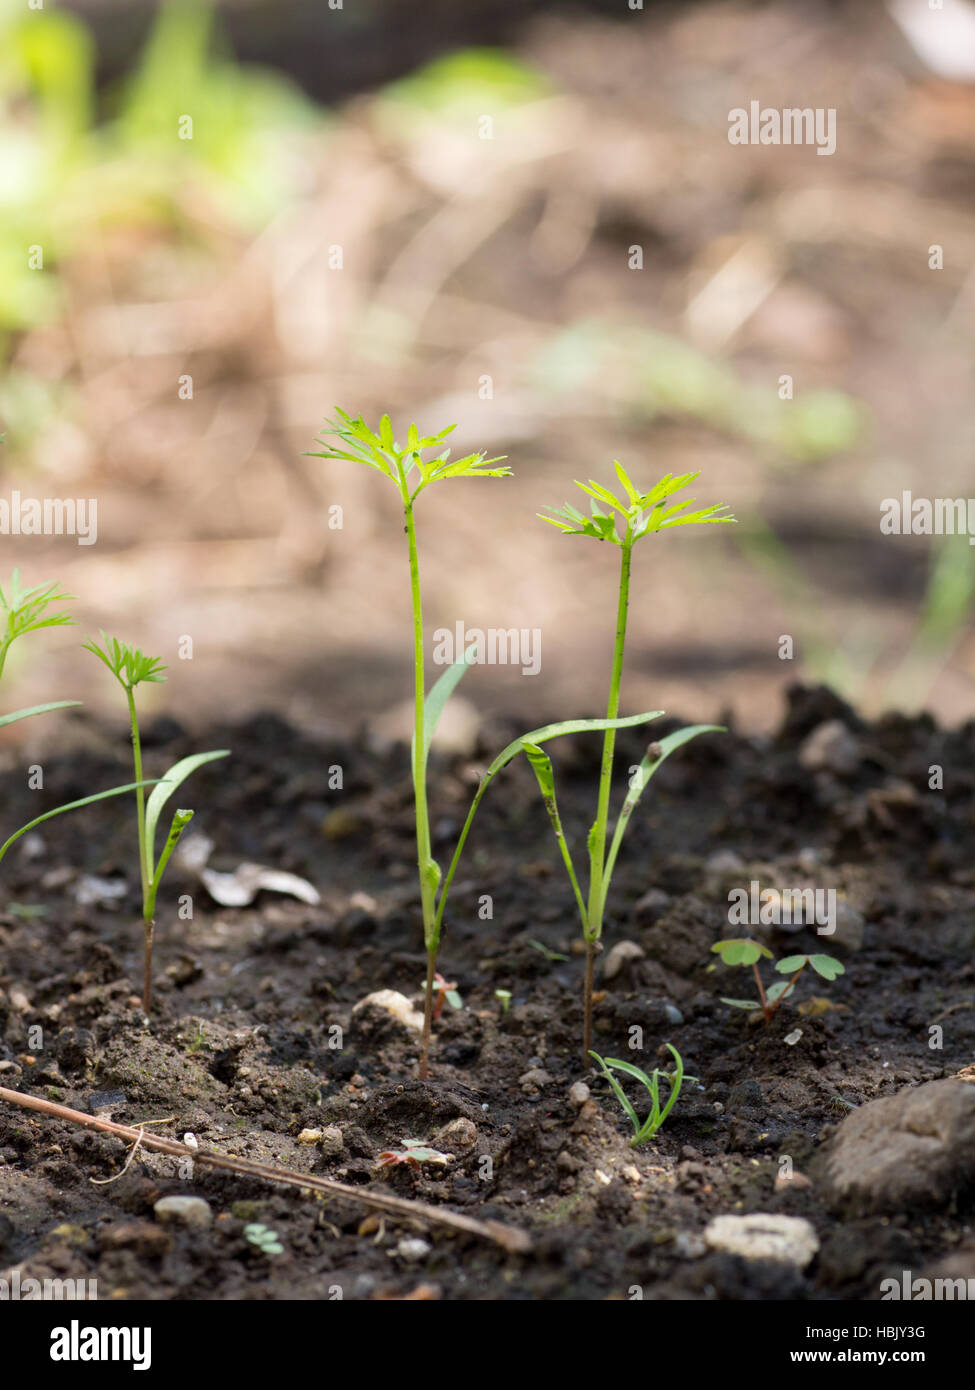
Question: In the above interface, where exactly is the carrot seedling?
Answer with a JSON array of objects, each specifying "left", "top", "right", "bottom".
[
  {"left": 0, "top": 570, "right": 75, "bottom": 683},
  {"left": 84, "top": 633, "right": 229, "bottom": 1013},
  {"left": 0, "top": 578, "right": 159, "bottom": 879},
  {"left": 536, "top": 465, "right": 735, "bottom": 1061},
  {"left": 308, "top": 409, "right": 511, "bottom": 1078},
  {"left": 711, "top": 938, "right": 845, "bottom": 1023},
  {"left": 589, "top": 1043, "right": 691, "bottom": 1146}
]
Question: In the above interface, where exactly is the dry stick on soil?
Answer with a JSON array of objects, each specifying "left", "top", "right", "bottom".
[{"left": 0, "top": 1086, "right": 531, "bottom": 1254}]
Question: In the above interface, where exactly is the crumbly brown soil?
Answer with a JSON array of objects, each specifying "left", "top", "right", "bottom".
[{"left": 2, "top": 684, "right": 974, "bottom": 1301}]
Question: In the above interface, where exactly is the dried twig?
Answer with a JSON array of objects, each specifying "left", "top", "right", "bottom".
[{"left": 0, "top": 1085, "right": 531, "bottom": 1254}]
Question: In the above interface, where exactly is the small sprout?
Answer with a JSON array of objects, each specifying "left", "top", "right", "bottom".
[
  {"left": 527, "top": 938, "right": 569, "bottom": 963},
  {"left": 375, "top": 1138, "right": 450, "bottom": 1170},
  {"left": 84, "top": 632, "right": 229, "bottom": 1013},
  {"left": 243, "top": 1224, "right": 284, "bottom": 1257},
  {"left": 0, "top": 570, "right": 75, "bottom": 681},
  {"left": 494, "top": 988, "right": 512, "bottom": 1015},
  {"left": 589, "top": 1043, "right": 692, "bottom": 1147},
  {"left": 0, "top": 584, "right": 163, "bottom": 887},
  {"left": 711, "top": 938, "right": 845, "bottom": 1024},
  {"left": 429, "top": 971, "right": 462, "bottom": 1021}
]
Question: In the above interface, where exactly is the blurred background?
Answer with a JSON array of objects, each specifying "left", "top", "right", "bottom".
[{"left": 1, "top": 0, "right": 974, "bottom": 739}]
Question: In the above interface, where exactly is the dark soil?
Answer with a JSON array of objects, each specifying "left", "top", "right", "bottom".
[{"left": 2, "top": 684, "right": 974, "bottom": 1301}]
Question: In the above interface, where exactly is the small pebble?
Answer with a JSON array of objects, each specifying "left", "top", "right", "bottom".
[
  {"left": 798, "top": 720, "right": 859, "bottom": 776},
  {"left": 352, "top": 990, "right": 423, "bottom": 1033},
  {"left": 153, "top": 1196, "right": 213, "bottom": 1230},
  {"left": 775, "top": 1169, "right": 812, "bottom": 1193},
  {"left": 396, "top": 1237, "right": 431, "bottom": 1262},
  {"left": 603, "top": 940, "right": 645, "bottom": 980},
  {"left": 704, "top": 1213, "right": 818, "bottom": 1268},
  {"left": 568, "top": 1081, "right": 590, "bottom": 1107},
  {"left": 673, "top": 1230, "right": 707, "bottom": 1259},
  {"left": 434, "top": 1117, "right": 477, "bottom": 1151},
  {"left": 320, "top": 1126, "right": 345, "bottom": 1157},
  {"left": 519, "top": 1068, "right": 551, "bottom": 1088}
]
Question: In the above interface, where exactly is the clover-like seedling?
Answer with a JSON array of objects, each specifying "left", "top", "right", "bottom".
[
  {"left": 589, "top": 1043, "right": 693, "bottom": 1147},
  {"left": 84, "top": 632, "right": 229, "bottom": 1013},
  {"left": 375, "top": 1138, "right": 450, "bottom": 1170},
  {"left": 243, "top": 1223, "right": 284, "bottom": 1257},
  {"left": 309, "top": 410, "right": 510, "bottom": 1078},
  {"left": 526, "top": 464, "right": 735, "bottom": 1062},
  {"left": 430, "top": 971, "right": 462, "bottom": 1021},
  {"left": 711, "top": 938, "right": 845, "bottom": 1024}
]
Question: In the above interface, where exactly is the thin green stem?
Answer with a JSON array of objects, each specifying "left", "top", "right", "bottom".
[
  {"left": 586, "top": 526, "right": 633, "bottom": 942},
  {"left": 404, "top": 498, "right": 435, "bottom": 944},
  {"left": 766, "top": 964, "right": 806, "bottom": 1022},
  {"left": 125, "top": 685, "right": 150, "bottom": 919},
  {"left": 544, "top": 797, "right": 588, "bottom": 929},
  {"left": 404, "top": 493, "right": 439, "bottom": 1077},
  {"left": 433, "top": 777, "right": 486, "bottom": 938}
]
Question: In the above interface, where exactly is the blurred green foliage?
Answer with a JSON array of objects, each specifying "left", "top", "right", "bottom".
[
  {"left": 375, "top": 47, "right": 551, "bottom": 134},
  {"left": 533, "top": 319, "right": 866, "bottom": 465},
  {"left": 0, "top": 0, "right": 318, "bottom": 343}
]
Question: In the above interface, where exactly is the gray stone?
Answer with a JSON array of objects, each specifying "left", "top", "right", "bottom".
[
  {"left": 703, "top": 1213, "right": 818, "bottom": 1268},
  {"left": 568, "top": 1081, "right": 590, "bottom": 1107},
  {"left": 818, "top": 1080, "right": 975, "bottom": 1215},
  {"left": 602, "top": 940, "right": 645, "bottom": 980},
  {"left": 799, "top": 720, "right": 860, "bottom": 776},
  {"left": 153, "top": 1196, "right": 213, "bottom": 1229}
]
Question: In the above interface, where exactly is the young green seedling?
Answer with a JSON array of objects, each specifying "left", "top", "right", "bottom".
[
  {"left": 711, "top": 938, "right": 845, "bottom": 1023},
  {"left": 0, "top": 570, "right": 75, "bottom": 684},
  {"left": 375, "top": 1138, "right": 450, "bottom": 1170},
  {"left": 0, "top": 576, "right": 159, "bottom": 879},
  {"left": 494, "top": 988, "right": 512, "bottom": 1015},
  {"left": 243, "top": 1223, "right": 284, "bottom": 1257},
  {"left": 429, "top": 971, "right": 462, "bottom": 1021},
  {"left": 308, "top": 409, "right": 511, "bottom": 1078},
  {"left": 84, "top": 633, "right": 229, "bottom": 1013},
  {"left": 536, "top": 465, "right": 735, "bottom": 1061},
  {"left": 589, "top": 1043, "right": 691, "bottom": 1146}
]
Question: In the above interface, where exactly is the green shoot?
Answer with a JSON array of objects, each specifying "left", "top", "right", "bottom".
[
  {"left": 243, "top": 1224, "right": 284, "bottom": 1257},
  {"left": 430, "top": 971, "right": 462, "bottom": 1020},
  {"left": 308, "top": 409, "right": 510, "bottom": 1078},
  {"left": 711, "top": 938, "right": 845, "bottom": 1023},
  {"left": 0, "top": 570, "right": 75, "bottom": 681},
  {"left": 539, "top": 463, "right": 734, "bottom": 1061},
  {"left": 84, "top": 632, "right": 229, "bottom": 1013},
  {"left": 589, "top": 1044, "right": 691, "bottom": 1146},
  {"left": 0, "top": 577, "right": 164, "bottom": 886},
  {"left": 375, "top": 1139, "right": 450, "bottom": 1170}
]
